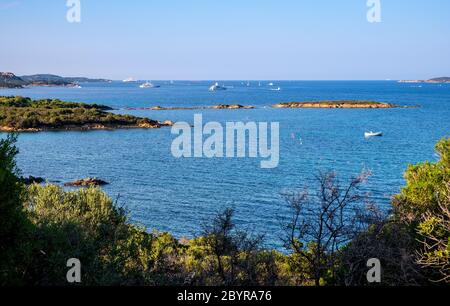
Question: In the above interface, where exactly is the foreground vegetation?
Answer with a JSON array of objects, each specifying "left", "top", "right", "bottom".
[
  {"left": 0, "top": 134, "right": 449, "bottom": 286},
  {"left": 0, "top": 96, "right": 161, "bottom": 131}
]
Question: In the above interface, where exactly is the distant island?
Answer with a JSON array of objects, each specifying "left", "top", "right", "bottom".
[
  {"left": 398, "top": 77, "right": 450, "bottom": 84},
  {"left": 272, "top": 100, "right": 399, "bottom": 109},
  {"left": 0, "top": 72, "right": 111, "bottom": 88},
  {"left": 0, "top": 96, "right": 170, "bottom": 132}
]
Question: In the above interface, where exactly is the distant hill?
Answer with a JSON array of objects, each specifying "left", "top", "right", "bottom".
[
  {"left": 63, "top": 77, "right": 111, "bottom": 83},
  {"left": 428, "top": 77, "right": 450, "bottom": 83},
  {"left": 20, "top": 74, "right": 74, "bottom": 86},
  {"left": 0, "top": 72, "right": 112, "bottom": 88},
  {"left": 399, "top": 77, "right": 450, "bottom": 84},
  {"left": 0, "top": 72, "right": 27, "bottom": 88},
  {"left": 20, "top": 74, "right": 111, "bottom": 86}
]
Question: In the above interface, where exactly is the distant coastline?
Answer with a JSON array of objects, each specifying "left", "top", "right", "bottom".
[
  {"left": 0, "top": 72, "right": 111, "bottom": 89},
  {"left": 398, "top": 77, "right": 450, "bottom": 84}
]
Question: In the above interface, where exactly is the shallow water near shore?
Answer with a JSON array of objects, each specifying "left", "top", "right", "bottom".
[{"left": 1, "top": 80, "right": 450, "bottom": 248}]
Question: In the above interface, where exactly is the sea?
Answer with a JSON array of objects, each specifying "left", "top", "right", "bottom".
[{"left": 1, "top": 80, "right": 449, "bottom": 248}]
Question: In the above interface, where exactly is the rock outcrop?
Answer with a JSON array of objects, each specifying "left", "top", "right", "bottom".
[
  {"left": 64, "top": 178, "right": 109, "bottom": 187},
  {"left": 146, "top": 104, "right": 255, "bottom": 111},
  {"left": 272, "top": 101, "right": 398, "bottom": 109}
]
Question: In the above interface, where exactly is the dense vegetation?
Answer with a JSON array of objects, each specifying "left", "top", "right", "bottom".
[
  {"left": 0, "top": 134, "right": 449, "bottom": 286},
  {"left": 0, "top": 96, "right": 160, "bottom": 131}
]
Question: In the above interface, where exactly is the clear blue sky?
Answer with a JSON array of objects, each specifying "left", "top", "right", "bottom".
[{"left": 1, "top": 0, "right": 449, "bottom": 80}]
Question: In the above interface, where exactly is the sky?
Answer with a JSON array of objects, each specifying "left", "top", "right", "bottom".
[{"left": 1, "top": 0, "right": 449, "bottom": 80}]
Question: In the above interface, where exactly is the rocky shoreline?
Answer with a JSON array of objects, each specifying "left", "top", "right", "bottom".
[
  {"left": 272, "top": 100, "right": 400, "bottom": 109},
  {"left": 0, "top": 121, "right": 174, "bottom": 133},
  {"left": 126, "top": 104, "right": 255, "bottom": 111}
]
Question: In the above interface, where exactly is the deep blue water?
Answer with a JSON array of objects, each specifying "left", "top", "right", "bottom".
[{"left": 1, "top": 81, "right": 449, "bottom": 247}]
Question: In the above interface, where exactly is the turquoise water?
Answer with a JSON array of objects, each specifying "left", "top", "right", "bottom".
[{"left": 1, "top": 81, "right": 449, "bottom": 247}]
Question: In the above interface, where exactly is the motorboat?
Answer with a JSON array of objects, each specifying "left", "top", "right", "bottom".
[{"left": 209, "top": 82, "right": 227, "bottom": 91}]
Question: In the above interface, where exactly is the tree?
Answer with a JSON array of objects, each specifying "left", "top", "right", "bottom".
[
  {"left": 0, "top": 134, "right": 31, "bottom": 285},
  {"left": 184, "top": 208, "right": 276, "bottom": 286},
  {"left": 393, "top": 138, "right": 450, "bottom": 283},
  {"left": 415, "top": 182, "right": 450, "bottom": 283},
  {"left": 281, "top": 171, "right": 373, "bottom": 286},
  {"left": 337, "top": 220, "right": 424, "bottom": 286}
]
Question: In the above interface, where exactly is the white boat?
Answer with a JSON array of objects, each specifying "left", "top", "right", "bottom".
[
  {"left": 139, "top": 81, "right": 160, "bottom": 88},
  {"left": 270, "top": 87, "right": 281, "bottom": 91},
  {"left": 67, "top": 83, "right": 82, "bottom": 88},
  {"left": 365, "top": 131, "right": 383, "bottom": 138},
  {"left": 268, "top": 82, "right": 274, "bottom": 86},
  {"left": 123, "top": 77, "right": 136, "bottom": 83},
  {"left": 209, "top": 82, "right": 227, "bottom": 91}
]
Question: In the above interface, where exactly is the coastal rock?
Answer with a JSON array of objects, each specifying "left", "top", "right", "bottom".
[
  {"left": 272, "top": 101, "right": 398, "bottom": 109},
  {"left": 161, "top": 120, "right": 175, "bottom": 126},
  {"left": 137, "top": 118, "right": 161, "bottom": 128},
  {"left": 211, "top": 104, "right": 254, "bottom": 109},
  {"left": 149, "top": 106, "right": 202, "bottom": 111},
  {"left": 147, "top": 104, "right": 255, "bottom": 111},
  {"left": 64, "top": 177, "right": 109, "bottom": 187}
]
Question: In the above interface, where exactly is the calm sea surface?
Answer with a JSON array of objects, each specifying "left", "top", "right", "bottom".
[{"left": 1, "top": 81, "right": 449, "bottom": 247}]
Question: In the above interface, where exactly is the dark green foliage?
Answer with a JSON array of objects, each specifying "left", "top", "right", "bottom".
[
  {"left": 0, "top": 96, "right": 111, "bottom": 110},
  {"left": 0, "top": 134, "right": 32, "bottom": 285},
  {"left": 1, "top": 134, "right": 450, "bottom": 286},
  {"left": 393, "top": 138, "right": 450, "bottom": 283},
  {"left": 0, "top": 96, "right": 159, "bottom": 130},
  {"left": 182, "top": 209, "right": 278, "bottom": 286},
  {"left": 337, "top": 221, "right": 424, "bottom": 286}
]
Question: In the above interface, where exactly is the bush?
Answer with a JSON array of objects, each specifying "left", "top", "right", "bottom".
[{"left": 393, "top": 138, "right": 450, "bottom": 283}]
